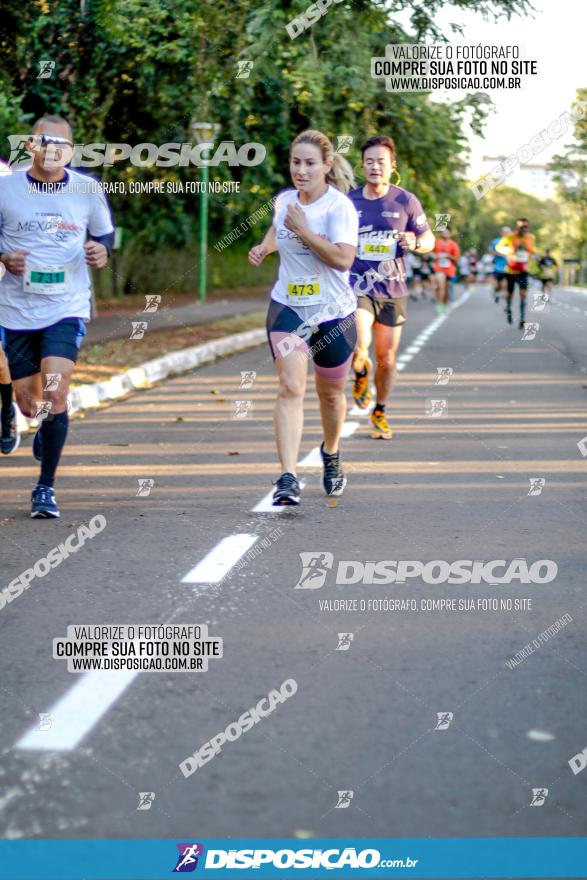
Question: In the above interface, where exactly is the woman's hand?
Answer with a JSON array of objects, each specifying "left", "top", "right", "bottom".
[
  {"left": 284, "top": 203, "right": 309, "bottom": 238},
  {"left": 248, "top": 244, "right": 268, "bottom": 267}
]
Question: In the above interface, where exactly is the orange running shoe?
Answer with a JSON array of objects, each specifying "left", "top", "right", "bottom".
[
  {"left": 371, "top": 408, "right": 393, "bottom": 440},
  {"left": 353, "top": 364, "right": 372, "bottom": 409}
]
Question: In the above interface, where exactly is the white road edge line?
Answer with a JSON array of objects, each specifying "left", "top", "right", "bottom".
[
  {"left": 182, "top": 534, "right": 258, "bottom": 583},
  {"left": 17, "top": 669, "right": 139, "bottom": 752}
]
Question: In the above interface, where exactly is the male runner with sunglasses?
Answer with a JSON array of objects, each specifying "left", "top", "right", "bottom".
[{"left": 0, "top": 114, "right": 114, "bottom": 517}]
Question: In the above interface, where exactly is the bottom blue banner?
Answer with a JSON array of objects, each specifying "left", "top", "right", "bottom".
[{"left": 0, "top": 838, "right": 586, "bottom": 879}]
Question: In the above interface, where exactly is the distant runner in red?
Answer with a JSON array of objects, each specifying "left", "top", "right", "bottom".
[{"left": 433, "top": 228, "right": 460, "bottom": 314}]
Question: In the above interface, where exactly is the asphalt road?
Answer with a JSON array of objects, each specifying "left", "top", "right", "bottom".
[{"left": 1, "top": 283, "right": 586, "bottom": 849}]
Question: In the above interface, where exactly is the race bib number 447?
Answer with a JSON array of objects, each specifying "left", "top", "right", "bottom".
[{"left": 359, "top": 233, "right": 397, "bottom": 261}]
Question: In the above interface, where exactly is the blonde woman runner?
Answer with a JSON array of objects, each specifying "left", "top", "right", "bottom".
[{"left": 248, "top": 130, "right": 358, "bottom": 505}]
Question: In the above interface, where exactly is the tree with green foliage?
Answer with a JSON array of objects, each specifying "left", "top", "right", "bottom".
[
  {"left": 549, "top": 89, "right": 587, "bottom": 278},
  {"left": 0, "top": 0, "right": 535, "bottom": 295}
]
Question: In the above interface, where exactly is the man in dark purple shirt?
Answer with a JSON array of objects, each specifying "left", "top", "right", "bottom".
[{"left": 348, "top": 136, "right": 435, "bottom": 439}]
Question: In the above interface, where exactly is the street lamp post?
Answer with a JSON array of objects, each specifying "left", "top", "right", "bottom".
[{"left": 191, "top": 121, "right": 220, "bottom": 303}]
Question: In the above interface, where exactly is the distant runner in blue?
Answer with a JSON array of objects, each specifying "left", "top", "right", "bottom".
[{"left": 490, "top": 225, "right": 511, "bottom": 304}]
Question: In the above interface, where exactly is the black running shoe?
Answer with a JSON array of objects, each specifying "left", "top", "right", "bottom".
[
  {"left": 506, "top": 309, "right": 512, "bottom": 325},
  {"left": 320, "top": 443, "right": 347, "bottom": 496},
  {"left": 1, "top": 404, "right": 20, "bottom": 455},
  {"left": 519, "top": 319, "right": 525, "bottom": 330},
  {"left": 272, "top": 472, "right": 301, "bottom": 506}
]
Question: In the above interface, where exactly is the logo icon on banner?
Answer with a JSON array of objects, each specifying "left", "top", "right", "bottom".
[
  {"left": 294, "top": 552, "right": 334, "bottom": 590},
  {"left": 173, "top": 843, "right": 204, "bottom": 872},
  {"left": 530, "top": 788, "right": 548, "bottom": 806}
]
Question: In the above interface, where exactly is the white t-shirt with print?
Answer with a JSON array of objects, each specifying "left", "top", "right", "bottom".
[
  {"left": 0, "top": 168, "right": 114, "bottom": 329},
  {"left": 271, "top": 185, "right": 358, "bottom": 323}
]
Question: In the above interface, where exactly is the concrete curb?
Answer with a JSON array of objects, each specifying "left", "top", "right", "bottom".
[{"left": 16, "top": 327, "right": 266, "bottom": 434}]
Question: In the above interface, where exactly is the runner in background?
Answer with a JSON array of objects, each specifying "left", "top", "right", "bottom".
[
  {"left": 0, "top": 114, "right": 114, "bottom": 517},
  {"left": 495, "top": 218, "right": 536, "bottom": 328},
  {"left": 467, "top": 249, "right": 480, "bottom": 286},
  {"left": 490, "top": 226, "right": 511, "bottom": 304},
  {"left": 481, "top": 250, "right": 494, "bottom": 294},
  {"left": 538, "top": 249, "right": 558, "bottom": 300},
  {"left": 433, "top": 227, "right": 460, "bottom": 314},
  {"left": 408, "top": 252, "right": 433, "bottom": 302},
  {"left": 248, "top": 130, "right": 358, "bottom": 505},
  {"left": 0, "top": 344, "right": 18, "bottom": 454},
  {"left": 348, "top": 135, "right": 435, "bottom": 440}
]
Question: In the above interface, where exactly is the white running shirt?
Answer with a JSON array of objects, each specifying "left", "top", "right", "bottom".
[
  {"left": 271, "top": 185, "right": 358, "bottom": 322},
  {"left": 0, "top": 168, "right": 114, "bottom": 329}
]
